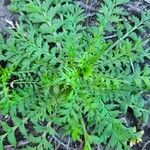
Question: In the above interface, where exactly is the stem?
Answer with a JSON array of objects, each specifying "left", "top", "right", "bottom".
[
  {"left": 80, "top": 116, "right": 92, "bottom": 150},
  {"left": 105, "top": 23, "right": 142, "bottom": 54},
  {"left": 142, "top": 140, "right": 150, "bottom": 150}
]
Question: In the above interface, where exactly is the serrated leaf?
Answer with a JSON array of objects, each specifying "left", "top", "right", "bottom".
[
  {"left": 117, "top": 142, "right": 123, "bottom": 150},
  {"left": 24, "top": 3, "right": 41, "bottom": 13},
  {"left": 105, "top": 134, "right": 117, "bottom": 149},
  {"left": 120, "top": 102, "right": 128, "bottom": 114},
  {"left": 0, "top": 139, "right": 4, "bottom": 150},
  {"left": 0, "top": 122, "right": 11, "bottom": 133},
  {"left": 143, "top": 112, "right": 149, "bottom": 125},
  {"left": 130, "top": 32, "right": 137, "bottom": 41},
  {"left": 134, "top": 78, "right": 142, "bottom": 88},
  {"left": 39, "top": 24, "right": 51, "bottom": 34},
  {"left": 0, "top": 134, "right": 6, "bottom": 150},
  {"left": 116, "top": 0, "right": 129, "bottom": 5},
  {"left": 124, "top": 22, "right": 132, "bottom": 31},
  {"left": 12, "top": 116, "right": 23, "bottom": 126},
  {"left": 29, "top": 13, "right": 46, "bottom": 23},
  {"left": 131, "top": 16, "right": 140, "bottom": 25},
  {"left": 7, "top": 130, "right": 17, "bottom": 146},
  {"left": 84, "top": 142, "right": 92, "bottom": 150},
  {"left": 89, "top": 135, "right": 100, "bottom": 144},
  {"left": 143, "top": 78, "right": 150, "bottom": 89},
  {"left": 134, "top": 109, "right": 142, "bottom": 118}
]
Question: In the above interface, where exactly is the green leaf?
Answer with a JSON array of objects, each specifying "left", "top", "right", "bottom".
[
  {"left": 0, "top": 140, "right": 4, "bottom": 150},
  {"left": 133, "top": 109, "right": 142, "bottom": 118},
  {"left": 8, "top": 4, "right": 18, "bottom": 12},
  {"left": 0, "top": 135, "right": 6, "bottom": 150},
  {"left": 2, "top": 0, "right": 150, "bottom": 149},
  {"left": 7, "top": 130, "right": 17, "bottom": 146},
  {"left": 143, "top": 112, "right": 149, "bottom": 125},
  {"left": 116, "top": 142, "right": 123, "bottom": 150},
  {"left": 134, "top": 78, "right": 142, "bottom": 88},
  {"left": 24, "top": 2, "right": 41, "bottom": 13},
  {"left": 120, "top": 102, "right": 128, "bottom": 114},
  {"left": 115, "top": 0, "right": 129, "bottom": 5},
  {"left": 39, "top": 24, "right": 51, "bottom": 34},
  {"left": 89, "top": 135, "right": 100, "bottom": 144},
  {"left": 105, "top": 134, "right": 117, "bottom": 150},
  {"left": 29, "top": 13, "right": 47, "bottom": 23},
  {"left": 84, "top": 142, "right": 92, "bottom": 150},
  {"left": 0, "top": 122, "right": 11, "bottom": 133},
  {"left": 143, "top": 78, "right": 150, "bottom": 89}
]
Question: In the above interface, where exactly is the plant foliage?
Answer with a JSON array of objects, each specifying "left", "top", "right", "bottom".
[{"left": 0, "top": 0, "right": 150, "bottom": 149}]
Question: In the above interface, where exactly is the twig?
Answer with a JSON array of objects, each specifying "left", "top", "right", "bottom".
[
  {"left": 130, "top": 58, "right": 135, "bottom": 73},
  {"left": 5, "top": 140, "right": 30, "bottom": 149},
  {"left": 53, "top": 136, "right": 76, "bottom": 150},
  {"left": 55, "top": 142, "right": 60, "bottom": 150},
  {"left": 53, "top": 136, "right": 69, "bottom": 149},
  {"left": 104, "top": 34, "right": 117, "bottom": 40},
  {"left": 67, "top": 138, "right": 70, "bottom": 150},
  {"left": 142, "top": 140, "right": 150, "bottom": 150},
  {"left": 86, "top": 12, "right": 97, "bottom": 17},
  {"left": 5, "top": 19, "right": 16, "bottom": 29},
  {"left": 5, "top": 115, "right": 11, "bottom": 122},
  {"left": 123, "top": 2, "right": 142, "bottom": 15},
  {"left": 97, "top": 144, "right": 103, "bottom": 150}
]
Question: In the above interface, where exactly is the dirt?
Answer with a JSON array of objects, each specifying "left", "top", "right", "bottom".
[{"left": 0, "top": 0, "right": 16, "bottom": 32}]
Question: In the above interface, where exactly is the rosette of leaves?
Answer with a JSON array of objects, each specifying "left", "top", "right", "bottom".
[{"left": 0, "top": 0, "right": 150, "bottom": 149}]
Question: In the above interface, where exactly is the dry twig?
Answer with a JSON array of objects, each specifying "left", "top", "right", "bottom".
[{"left": 5, "top": 140, "right": 30, "bottom": 150}]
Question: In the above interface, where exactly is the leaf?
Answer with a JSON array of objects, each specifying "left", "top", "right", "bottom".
[
  {"left": 143, "top": 78, "right": 150, "bottom": 89},
  {"left": 131, "top": 16, "right": 140, "bottom": 25},
  {"left": 105, "top": 134, "right": 117, "bottom": 149},
  {"left": 36, "top": 34, "right": 43, "bottom": 47},
  {"left": 0, "top": 139, "right": 4, "bottom": 150},
  {"left": 115, "top": 0, "right": 129, "bottom": 5},
  {"left": 124, "top": 22, "right": 132, "bottom": 31},
  {"left": 29, "top": 13, "right": 47, "bottom": 23},
  {"left": 2, "top": 0, "right": 150, "bottom": 150},
  {"left": 120, "top": 102, "right": 128, "bottom": 114},
  {"left": 133, "top": 109, "right": 142, "bottom": 118},
  {"left": 71, "top": 126, "right": 82, "bottom": 140},
  {"left": 134, "top": 78, "right": 142, "bottom": 88},
  {"left": 8, "top": 4, "right": 18, "bottom": 12},
  {"left": 84, "top": 142, "right": 92, "bottom": 150},
  {"left": 24, "top": 2, "right": 41, "bottom": 13},
  {"left": 130, "top": 32, "right": 138, "bottom": 41},
  {"left": 0, "top": 135, "right": 6, "bottom": 150},
  {"left": 46, "top": 126, "right": 56, "bottom": 136},
  {"left": 143, "top": 112, "right": 149, "bottom": 125},
  {"left": 39, "top": 24, "right": 51, "bottom": 34},
  {"left": 12, "top": 116, "right": 23, "bottom": 126},
  {"left": 7, "top": 130, "right": 17, "bottom": 146},
  {"left": 48, "top": 4, "right": 60, "bottom": 21},
  {"left": 116, "top": 142, "right": 123, "bottom": 150},
  {"left": 20, "top": 124, "right": 28, "bottom": 137},
  {"left": 0, "top": 122, "right": 11, "bottom": 133},
  {"left": 89, "top": 135, "right": 100, "bottom": 144}
]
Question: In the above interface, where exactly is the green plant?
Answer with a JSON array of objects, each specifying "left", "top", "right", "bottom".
[{"left": 0, "top": 0, "right": 150, "bottom": 149}]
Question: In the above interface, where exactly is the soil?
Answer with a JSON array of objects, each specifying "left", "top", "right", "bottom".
[
  {"left": 0, "top": 0, "right": 17, "bottom": 32},
  {"left": 0, "top": 0, "right": 150, "bottom": 149}
]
